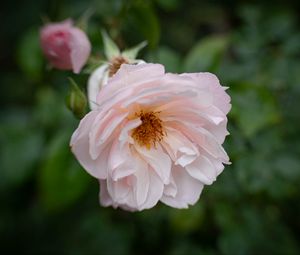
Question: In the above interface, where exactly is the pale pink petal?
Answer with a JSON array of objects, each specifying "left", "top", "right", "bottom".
[
  {"left": 109, "top": 140, "right": 136, "bottom": 180},
  {"left": 96, "top": 63, "right": 165, "bottom": 108},
  {"left": 135, "top": 144, "right": 171, "bottom": 184},
  {"left": 70, "top": 111, "right": 108, "bottom": 179},
  {"left": 119, "top": 119, "right": 142, "bottom": 144},
  {"left": 99, "top": 180, "right": 113, "bottom": 207},
  {"left": 133, "top": 157, "right": 150, "bottom": 207},
  {"left": 111, "top": 63, "right": 165, "bottom": 89},
  {"left": 87, "top": 64, "right": 109, "bottom": 110},
  {"left": 161, "top": 127, "right": 198, "bottom": 167},
  {"left": 98, "top": 111, "right": 128, "bottom": 144},
  {"left": 163, "top": 73, "right": 214, "bottom": 107},
  {"left": 185, "top": 155, "right": 218, "bottom": 185},
  {"left": 175, "top": 122, "right": 229, "bottom": 162},
  {"left": 140, "top": 168, "right": 164, "bottom": 210},
  {"left": 203, "top": 152, "right": 226, "bottom": 175},
  {"left": 183, "top": 72, "right": 231, "bottom": 114},
  {"left": 204, "top": 119, "right": 229, "bottom": 144},
  {"left": 107, "top": 176, "right": 131, "bottom": 205},
  {"left": 161, "top": 165, "right": 204, "bottom": 208},
  {"left": 69, "top": 27, "right": 91, "bottom": 73},
  {"left": 89, "top": 109, "right": 127, "bottom": 159},
  {"left": 159, "top": 100, "right": 226, "bottom": 128},
  {"left": 163, "top": 173, "right": 177, "bottom": 197}
]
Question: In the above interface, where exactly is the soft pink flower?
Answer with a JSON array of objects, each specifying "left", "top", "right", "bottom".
[
  {"left": 40, "top": 19, "right": 91, "bottom": 73},
  {"left": 70, "top": 63, "right": 231, "bottom": 211}
]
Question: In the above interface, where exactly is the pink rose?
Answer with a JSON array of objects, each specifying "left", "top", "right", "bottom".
[
  {"left": 40, "top": 19, "right": 91, "bottom": 73},
  {"left": 70, "top": 63, "right": 231, "bottom": 211}
]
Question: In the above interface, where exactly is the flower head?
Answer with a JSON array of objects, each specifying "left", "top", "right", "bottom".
[
  {"left": 40, "top": 19, "right": 91, "bottom": 73},
  {"left": 70, "top": 63, "right": 231, "bottom": 211}
]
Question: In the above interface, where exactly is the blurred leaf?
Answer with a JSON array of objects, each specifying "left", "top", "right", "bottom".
[
  {"left": 169, "top": 203, "right": 204, "bottom": 233},
  {"left": 282, "top": 33, "right": 300, "bottom": 56},
  {"left": 146, "top": 46, "right": 181, "bottom": 72},
  {"left": 170, "top": 242, "right": 209, "bottom": 255},
  {"left": 94, "top": 0, "right": 124, "bottom": 18},
  {"left": 34, "top": 87, "right": 66, "bottom": 129},
  {"left": 0, "top": 110, "right": 43, "bottom": 190},
  {"left": 236, "top": 154, "right": 273, "bottom": 194},
  {"left": 39, "top": 130, "right": 90, "bottom": 212},
  {"left": 66, "top": 212, "right": 133, "bottom": 255},
  {"left": 217, "top": 204, "right": 300, "bottom": 255},
  {"left": 230, "top": 87, "right": 280, "bottom": 137},
  {"left": 129, "top": 0, "right": 160, "bottom": 48},
  {"left": 262, "top": 11, "right": 296, "bottom": 41},
  {"left": 17, "top": 28, "right": 43, "bottom": 81},
  {"left": 76, "top": 8, "right": 94, "bottom": 31},
  {"left": 273, "top": 154, "right": 300, "bottom": 180},
  {"left": 184, "top": 35, "right": 229, "bottom": 72},
  {"left": 155, "top": 0, "right": 180, "bottom": 11}
]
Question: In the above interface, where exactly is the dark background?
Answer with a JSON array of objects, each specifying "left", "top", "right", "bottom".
[{"left": 1, "top": 0, "right": 300, "bottom": 254}]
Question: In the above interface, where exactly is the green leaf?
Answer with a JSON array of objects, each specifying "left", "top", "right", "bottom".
[
  {"left": 184, "top": 35, "right": 229, "bottom": 72},
  {"left": 169, "top": 203, "right": 205, "bottom": 233},
  {"left": 146, "top": 46, "right": 181, "bottom": 72},
  {"left": 155, "top": 0, "right": 180, "bottom": 11},
  {"left": 17, "top": 28, "right": 43, "bottom": 81},
  {"left": 122, "top": 41, "right": 147, "bottom": 60},
  {"left": 0, "top": 111, "right": 43, "bottom": 190},
  {"left": 129, "top": 0, "right": 160, "bottom": 49},
  {"left": 76, "top": 8, "right": 94, "bottom": 31},
  {"left": 39, "top": 130, "right": 90, "bottom": 212},
  {"left": 101, "top": 29, "right": 120, "bottom": 60},
  {"left": 35, "top": 88, "right": 66, "bottom": 129},
  {"left": 230, "top": 87, "right": 280, "bottom": 137}
]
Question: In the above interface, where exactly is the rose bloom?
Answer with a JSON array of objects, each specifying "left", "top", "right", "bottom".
[
  {"left": 40, "top": 19, "right": 91, "bottom": 73},
  {"left": 70, "top": 63, "right": 231, "bottom": 211}
]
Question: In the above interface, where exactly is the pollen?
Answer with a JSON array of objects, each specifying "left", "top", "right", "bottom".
[
  {"left": 108, "top": 56, "right": 129, "bottom": 77},
  {"left": 132, "top": 111, "right": 165, "bottom": 149}
]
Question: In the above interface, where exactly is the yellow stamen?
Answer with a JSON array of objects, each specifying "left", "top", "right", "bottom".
[{"left": 132, "top": 111, "right": 165, "bottom": 149}]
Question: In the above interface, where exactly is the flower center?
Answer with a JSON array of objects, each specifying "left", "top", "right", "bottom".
[
  {"left": 108, "top": 56, "right": 129, "bottom": 77},
  {"left": 132, "top": 111, "right": 165, "bottom": 149}
]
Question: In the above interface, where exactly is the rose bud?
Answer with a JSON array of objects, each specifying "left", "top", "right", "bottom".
[
  {"left": 66, "top": 78, "right": 87, "bottom": 119},
  {"left": 40, "top": 19, "right": 91, "bottom": 73}
]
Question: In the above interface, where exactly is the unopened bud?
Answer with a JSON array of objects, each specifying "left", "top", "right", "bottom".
[
  {"left": 66, "top": 78, "right": 87, "bottom": 119},
  {"left": 40, "top": 19, "right": 91, "bottom": 73}
]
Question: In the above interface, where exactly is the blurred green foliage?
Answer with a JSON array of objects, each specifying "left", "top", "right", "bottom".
[{"left": 1, "top": 0, "right": 300, "bottom": 254}]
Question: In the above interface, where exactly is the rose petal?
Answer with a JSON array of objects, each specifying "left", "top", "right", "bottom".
[
  {"left": 185, "top": 154, "right": 218, "bottom": 185},
  {"left": 99, "top": 180, "right": 113, "bottom": 207},
  {"left": 70, "top": 111, "right": 108, "bottom": 179},
  {"left": 135, "top": 144, "right": 171, "bottom": 184},
  {"left": 87, "top": 64, "right": 109, "bottom": 110},
  {"left": 161, "top": 165, "right": 204, "bottom": 208},
  {"left": 140, "top": 168, "right": 164, "bottom": 210},
  {"left": 161, "top": 127, "right": 198, "bottom": 167},
  {"left": 70, "top": 27, "right": 91, "bottom": 73}
]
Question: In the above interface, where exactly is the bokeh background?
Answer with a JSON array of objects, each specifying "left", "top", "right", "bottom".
[{"left": 1, "top": 0, "right": 300, "bottom": 254}]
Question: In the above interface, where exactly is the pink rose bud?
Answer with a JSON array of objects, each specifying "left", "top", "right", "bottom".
[{"left": 40, "top": 19, "right": 91, "bottom": 73}]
